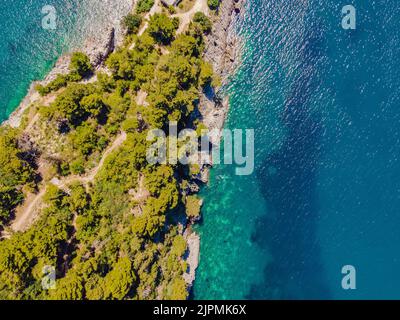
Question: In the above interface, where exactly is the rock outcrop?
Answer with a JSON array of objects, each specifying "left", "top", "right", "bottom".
[
  {"left": 83, "top": 27, "right": 116, "bottom": 69},
  {"left": 204, "top": 0, "right": 244, "bottom": 81},
  {"left": 182, "top": 0, "right": 245, "bottom": 291},
  {"left": 181, "top": 3, "right": 246, "bottom": 293},
  {"left": 183, "top": 230, "right": 201, "bottom": 287},
  {"left": 198, "top": 0, "right": 245, "bottom": 170},
  {"left": 43, "top": 27, "right": 116, "bottom": 86}
]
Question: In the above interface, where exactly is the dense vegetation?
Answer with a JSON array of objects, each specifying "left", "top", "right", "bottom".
[
  {"left": 193, "top": 12, "right": 212, "bottom": 34},
  {"left": 35, "top": 52, "right": 93, "bottom": 96},
  {"left": 136, "top": 0, "right": 155, "bottom": 14},
  {"left": 122, "top": 14, "right": 143, "bottom": 35},
  {"left": 0, "top": 6, "right": 218, "bottom": 300}
]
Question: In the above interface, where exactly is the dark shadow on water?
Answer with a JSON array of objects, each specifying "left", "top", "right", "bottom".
[
  {"left": 246, "top": 19, "right": 331, "bottom": 299},
  {"left": 248, "top": 103, "right": 330, "bottom": 299}
]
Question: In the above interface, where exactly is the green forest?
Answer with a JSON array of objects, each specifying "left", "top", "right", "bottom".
[{"left": 0, "top": 4, "right": 217, "bottom": 300}]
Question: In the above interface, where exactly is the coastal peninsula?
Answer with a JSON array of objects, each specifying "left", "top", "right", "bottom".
[{"left": 0, "top": 0, "right": 243, "bottom": 300}]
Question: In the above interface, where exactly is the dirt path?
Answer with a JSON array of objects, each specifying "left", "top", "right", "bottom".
[
  {"left": 135, "top": 0, "right": 163, "bottom": 41},
  {"left": 5, "top": 0, "right": 209, "bottom": 235},
  {"left": 10, "top": 131, "right": 127, "bottom": 233},
  {"left": 55, "top": 131, "right": 127, "bottom": 189},
  {"left": 130, "top": 0, "right": 208, "bottom": 50},
  {"left": 173, "top": 0, "right": 209, "bottom": 34},
  {"left": 11, "top": 189, "right": 47, "bottom": 233},
  {"left": 135, "top": 89, "right": 149, "bottom": 106}
]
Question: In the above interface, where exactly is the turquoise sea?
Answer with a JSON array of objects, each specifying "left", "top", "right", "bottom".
[
  {"left": 0, "top": 0, "right": 131, "bottom": 122},
  {"left": 194, "top": 0, "right": 400, "bottom": 299}
]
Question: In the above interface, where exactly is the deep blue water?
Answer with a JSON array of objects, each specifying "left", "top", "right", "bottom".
[
  {"left": 194, "top": 0, "right": 400, "bottom": 299},
  {"left": 0, "top": 0, "right": 131, "bottom": 122}
]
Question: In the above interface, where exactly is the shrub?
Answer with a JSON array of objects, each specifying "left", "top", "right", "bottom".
[
  {"left": 0, "top": 186, "right": 23, "bottom": 225},
  {"left": 122, "top": 13, "right": 142, "bottom": 35},
  {"left": 193, "top": 12, "right": 212, "bottom": 34},
  {"left": 148, "top": 13, "right": 179, "bottom": 45},
  {"left": 43, "top": 184, "right": 65, "bottom": 207},
  {"left": 70, "top": 52, "right": 93, "bottom": 79},
  {"left": 207, "top": 0, "right": 219, "bottom": 10},
  {"left": 136, "top": 0, "right": 155, "bottom": 14},
  {"left": 36, "top": 74, "right": 68, "bottom": 96},
  {"left": 189, "top": 163, "right": 201, "bottom": 176},
  {"left": 164, "top": 278, "right": 188, "bottom": 300},
  {"left": 167, "top": 5, "right": 176, "bottom": 14},
  {"left": 185, "top": 195, "right": 201, "bottom": 219},
  {"left": 59, "top": 162, "right": 71, "bottom": 176},
  {"left": 70, "top": 158, "right": 85, "bottom": 175},
  {"left": 199, "top": 61, "right": 214, "bottom": 88}
]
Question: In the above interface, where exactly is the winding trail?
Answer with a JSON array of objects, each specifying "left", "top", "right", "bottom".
[
  {"left": 4, "top": 0, "right": 209, "bottom": 237},
  {"left": 172, "top": 0, "right": 209, "bottom": 34},
  {"left": 10, "top": 131, "right": 127, "bottom": 233},
  {"left": 137, "top": 0, "right": 163, "bottom": 37},
  {"left": 11, "top": 189, "right": 47, "bottom": 233},
  {"left": 54, "top": 131, "right": 127, "bottom": 189},
  {"left": 130, "top": 0, "right": 209, "bottom": 51}
]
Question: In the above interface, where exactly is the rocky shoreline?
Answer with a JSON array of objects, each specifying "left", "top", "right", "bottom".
[
  {"left": 199, "top": 0, "right": 244, "bottom": 145},
  {"left": 184, "top": 0, "right": 245, "bottom": 291},
  {"left": 205, "top": 0, "right": 244, "bottom": 82},
  {"left": 197, "top": 0, "right": 245, "bottom": 192},
  {"left": 0, "top": 0, "right": 245, "bottom": 298}
]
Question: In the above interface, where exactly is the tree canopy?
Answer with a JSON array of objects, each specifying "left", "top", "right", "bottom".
[
  {"left": 122, "top": 14, "right": 142, "bottom": 35},
  {"left": 148, "top": 13, "right": 179, "bottom": 45}
]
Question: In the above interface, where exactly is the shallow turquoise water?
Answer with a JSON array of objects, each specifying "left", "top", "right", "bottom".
[
  {"left": 0, "top": 0, "right": 131, "bottom": 122},
  {"left": 194, "top": 0, "right": 400, "bottom": 299}
]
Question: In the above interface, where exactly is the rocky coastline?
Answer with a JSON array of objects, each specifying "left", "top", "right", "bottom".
[
  {"left": 0, "top": 0, "right": 245, "bottom": 298},
  {"left": 184, "top": 0, "right": 245, "bottom": 291},
  {"left": 199, "top": 0, "right": 244, "bottom": 146},
  {"left": 2, "top": 6, "right": 131, "bottom": 129}
]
